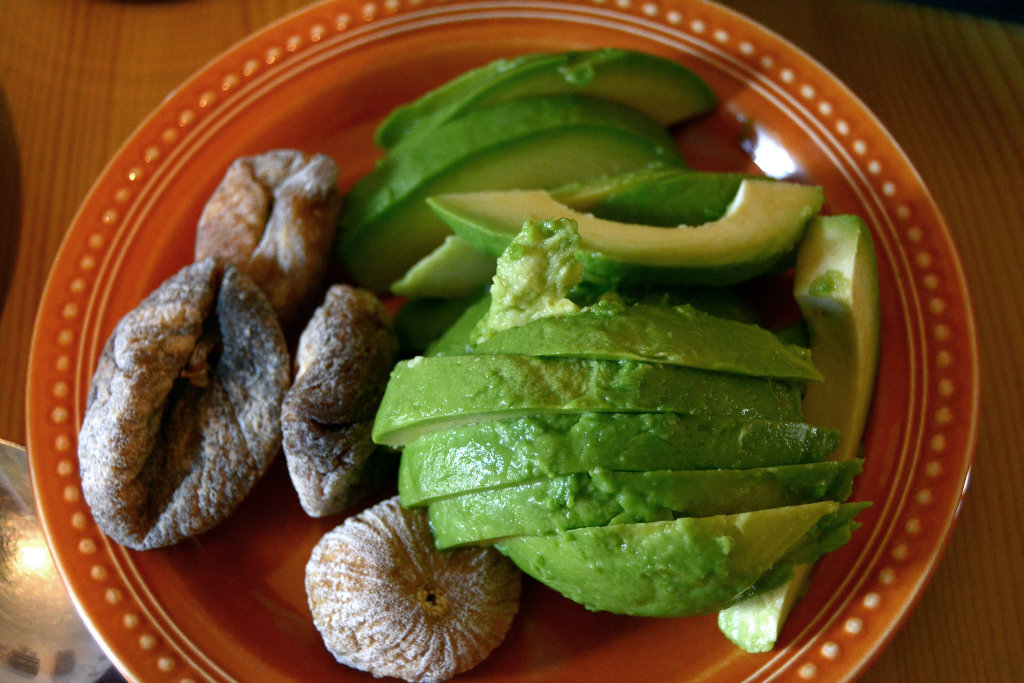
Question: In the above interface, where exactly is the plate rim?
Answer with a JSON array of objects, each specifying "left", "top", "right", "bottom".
[{"left": 25, "top": 0, "right": 980, "bottom": 681}]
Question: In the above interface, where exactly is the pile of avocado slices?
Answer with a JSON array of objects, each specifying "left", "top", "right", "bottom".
[
  {"left": 338, "top": 48, "right": 714, "bottom": 293},
  {"left": 373, "top": 217, "right": 871, "bottom": 633},
  {"left": 344, "top": 49, "right": 880, "bottom": 653}
]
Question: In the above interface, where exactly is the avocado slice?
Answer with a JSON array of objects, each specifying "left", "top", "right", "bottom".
[
  {"left": 548, "top": 165, "right": 683, "bottom": 211},
  {"left": 423, "top": 294, "right": 494, "bottom": 356},
  {"left": 794, "top": 215, "right": 881, "bottom": 459},
  {"left": 373, "top": 52, "right": 553, "bottom": 149},
  {"left": 391, "top": 169, "right": 760, "bottom": 298},
  {"left": 426, "top": 178, "right": 824, "bottom": 287},
  {"left": 389, "top": 235, "right": 496, "bottom": 299},
  {"left": 338, "top": 94, "right": 686, "bottom": 292},
  {"left": 375, "top": 48, "right": 717, "bottom": 149},
  {"left": 388, "top": 166, "right": 713, "bottom": 299},
  {"left": 494, "top": 501, "right": 867, "bottom": 617},
  {"left": 423, "top": 284, "right": 766, "bottom": 355},
  {"left": 371, "top": 355, "right": 805, "bottom": 447},
  {"left": 718, "top": 215, "right": 880, "bottom": 652},
  {"left": 426, "top": 460, "right": 863, "bottom": 548},
  {"left": 553, "top": 168, "right": 751, "bottom": 227},
  {"left": 398, "top": 412, "right": 840, "bottom": 505},
  {"left": 474, "top": 299, "right": 821, "bottom": 381},
  {"left": 472, "top": 217, "right": 584, "bottom": 343},
  {"left": 392, "top": 289, "right": 488, "bottom": 355}
]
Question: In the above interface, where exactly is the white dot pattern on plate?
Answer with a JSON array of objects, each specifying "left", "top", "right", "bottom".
[{"left": 37, "top": 1, "right": 974, "bottom": 680}]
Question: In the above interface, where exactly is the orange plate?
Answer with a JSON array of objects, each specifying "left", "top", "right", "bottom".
[{"left": 27, "top": 1, "right": 980, "bottom": 681}]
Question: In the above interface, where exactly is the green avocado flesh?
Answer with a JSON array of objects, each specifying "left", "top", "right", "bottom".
[
  {"left": 794, "top": 214, "right": 880, "bottom": 462},
  {"left": 398, "top": 412, "right": 840, "bottom": 505},
  {"left": 374, "top": 48, "right": 717, "bottom": 149},
  {"left": 718, "top": 215, "right": 881, "bottom": 652},
  {"left": 550, "top": 165, "right": 682, "bottom": 210},
  {"left": 392, "top": 290, "right": 488, "bottom": 356},
  {"left": 374, "top": 52, "right": 554, "bottom": 149},
  {"left": 372, "top": 355, "right": 805, "bottom": 447},
  {"left": 423, "top": 286, "right": 763, "bottom": 355},
  {"left": 392, "top": 169, "right": 757, "bottom": 299},
  {"left": 554, "top": 168, "right": 750, "bottom": 227},
  {"left": 474, "top": 300, "right": 821, "bottom": 381},
  {"left": 424, "top": 294, "right": 494, "bottom": 356},
  {"left": 426, "top": 460, "right": 863, "bottom": 548},
  {"left": 390, "top": 235, "right": 496, "bottom": 299},
  {"left": 427, "top": 178, "right": 824, "bottom": 287},
  {"left": 494, "top": 502, "right": 866, "bottom": 617},
  {"left": 338, "top": 94, "right": 685, "bottom": 292}
]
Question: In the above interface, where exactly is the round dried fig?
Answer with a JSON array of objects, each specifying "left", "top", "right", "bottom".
[
  {"left": 282, "top": 284, "right": 398, "bottom": 517},
  {"left": 78, "top": 258, "right": 290, "bottom": 550},
  {"left": 306, "top": 496, "right": 521, "bottom": 682},
  {"left": 194, "top": 149, "right": 342, "bottom": 326}
]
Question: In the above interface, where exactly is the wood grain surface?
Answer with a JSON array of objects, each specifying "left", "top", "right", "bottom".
[{"left": 0, "top": 0, "right": 1021, "bottom": 680}]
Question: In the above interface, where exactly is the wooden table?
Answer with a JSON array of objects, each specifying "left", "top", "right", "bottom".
[{"left": 1, "top": 1, "right": 1020, "bottom": 680}]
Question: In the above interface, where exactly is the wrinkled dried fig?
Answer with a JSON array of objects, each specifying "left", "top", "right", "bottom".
[
  {"left": 306, "top": 496, "right": 521, "bottom": 682},
  {"left": 194, "top": 149, "right": 342, "bottom": 326},
  {"left": 282, "top": 284, "right": 398, "bottom": 517},
  {"left": 78, "top": 258, "right": 290, "bottom": 550}
]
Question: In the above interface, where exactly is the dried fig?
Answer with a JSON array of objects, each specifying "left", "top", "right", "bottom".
[
  {"left": 194, "top": 149, "right": 342, "bottom": 326},
  {"left": 78, "top": 258, "right": 290, "bottom": 550},
  {"left": 282, "top": 284, "right": 398, "bottom": 517},
  {"left": 306, "top": 496, "right": 521, "bottom": 682}
]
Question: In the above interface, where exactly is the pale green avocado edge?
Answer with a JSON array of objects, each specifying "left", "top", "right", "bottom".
[{"left": 427, "top": 178, "right": 825, "bottom": 287}]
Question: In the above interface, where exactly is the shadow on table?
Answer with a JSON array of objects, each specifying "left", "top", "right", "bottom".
[
  {"left": 899, "top": 0, "right": 1024, "bottom": 21},
  {"left": 0, "top": 83, "right": 21, "bottom": 312}
]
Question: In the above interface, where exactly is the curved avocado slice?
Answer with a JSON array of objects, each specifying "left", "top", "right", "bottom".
[
  {"left": 372, "top": 355, "right": 805, "bottom": 447},
  {"left": 718, "top": 215, "right": 881, "bottom": 652},
  {"left": 375, "top": 49, "right": 717, "bottom": 149},
  {"left": 553, "top": 167, "right": 750, "bottom": 226},
  {"left": 474, "top": 299, "right": 821, "bottom": 381},
  {"left": 387, "top": 165, "right": 702, "bottom": 299},
  {"left": 426, "top": 178, "right": 824, "bottom": 287},
  {"left": 549, "top": 165, "right": 683, "bottom": 210},
  {"left": 374, "top": 52, "right": 553, "bottom": 149},
  {"left": 494, "top": 501, "right": 866, "bottom": 617},
  {"left": 389, "top": 235, "right": 496, "bottom": 299},
  {"left": 398, "top": 412, "right": 840, "bottom": 506},
  {"left": 427, "top": 460, "right": 863, "bottom": 548},
  {"left": 338, "top": 94, "right": 686, "bottom": 293}
]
